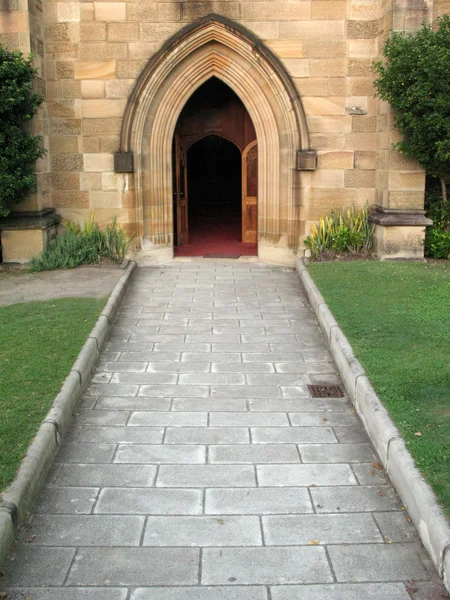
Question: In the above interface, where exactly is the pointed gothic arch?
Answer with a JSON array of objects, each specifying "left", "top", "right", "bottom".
[{"left": 117, "top": 14, "right": 311, "bottom": 262}]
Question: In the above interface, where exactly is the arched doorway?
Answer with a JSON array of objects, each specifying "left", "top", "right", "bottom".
[{"left": 172, "top": 77, "right": 258, "bottom": 257}]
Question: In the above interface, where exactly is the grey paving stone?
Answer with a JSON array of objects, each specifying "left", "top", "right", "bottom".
[
  {"left": 202, "top": 546, "right": 332, "bottom": 585},
  {"left": 205, "top": 488, "right": 313, "bottom": 515},
  {"left": 23, "top": 514, "right": 144, "bottom": 546},
  {"left": 35, "top": 487, "right": 98, "bottom": 514},
  {"left": 147, "top": 362, "right": 211, "bottom": 372},
  {"left": 251, "top": 427, "right": 337, "bottom": 444},
  {"left": 3, "top": 589, "right": 128, "bottom": 600},
  {"left": 270, "top": 583, "right": 411, "bottom": 600},
  {"left": 333, "top": 426, "right": 370, "bottom": 443},
  {"left": 289, "top": 413, "right": 358, "bottom": 426},
  {"left": 1, "top": 547, "right": 75, "bottom": 586},
  {"left": 257, "top": 464, "right": 357, "bottom": 487},
  {"left": 328, "top": 543, "right": 431, "bottom": 582},
  {"left": 85, "top": 383, "right": 138, "bottom": 396},
  {"left": 212, "top": 343, "right": 270, "bottom": 352},
  {"left": 72, "top": 409, "right": 129, "bottom": 426},
  {"left": 67, "top": 547, "right": 199, "bottom": 586},
  {"left": 373, "top": 512, "right": 419, "bottom": 542},
  {"left": 120, "top": 351, "right": 181, "bottom": 361},
  {"left": 143, "top": 515, "right": 262, "bottom": 546},
  {"left": 55, "top": 443, "right": 116, "bottom": 463},
  {"left": 95, "top": 396, "right": 171, "bottom": 410},
  {"left": 299, "top": 443, "right": 376, "bottom": 463},
  {"left": 351, "top": 463, "right": 389, "bottom": 485},
  {"left": 111, "top": 372, "right": 178, "bottom": 384},
  {"left": 172, "top": 398, "right": 247, "bottom": 411},
  {"left": 211, "top": 412, "right": 289, "bottom": 427},
  {"left": 91, "top": 372, "right": 113, "bottom": 383},
  {"left": 131, "top": 587, "right": 268, "bottom": 600},
  {"left": 311, "top": 485, "right": 399, "bottom": 512},
  {"left": 182, "top": 352, "right": 242, "bottom": 362},
  {"left": 157, "top": 465, "right": 256, "bottom": 487},
  {"left": 95, "top": 488, "right": 203, "bottom": 515},
  {"left": 210, "top": 444, "right": 299, "bottom": 464},
  {"left": 179, "top": 373, "right": 246, "bottom": 385},
  {"left": 212, "top": 363, "right": 275, "bottom": 373},
  {"left": 77, "top": 426, "right": 164, "bottom": 444},
  {"left": 139, "top": 384, "right": 209, "bottom": 397},
  {"left": 164, "top": 427, "right": 250, "bottom": 444},
  {"left": 128, "top": 411, "right": 207, "bottom": 427},
  {"left": 243, "top": 353, "right": 305, "bottom": 363},
  {"left": 115, "top": 444, "right": 206, "bottom": 464},
  {"left": 54, "top": 464, "right": 156, "bottom": 487},
  {"left": 97, "top": 361, "right": 148, "bottom": 372},
  {"left": 263, "top": 513, "right": 382, "bottom": 545},
  {"left": 274, "top": 363, "right": 335, "bottom": 374},
  {"left": 211, "top": 385, "right": 281, "bottom": 398},
  {"left": 154, "top": 343, "right": 211, "bottom": 352}
]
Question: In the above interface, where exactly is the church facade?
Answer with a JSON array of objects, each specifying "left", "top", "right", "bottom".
[{"left": 0, "top": 0, "right": 439, "bottom": 264}]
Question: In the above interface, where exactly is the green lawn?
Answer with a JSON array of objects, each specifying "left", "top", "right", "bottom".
[
  {"left": 308, "top": 261, "right": 450, "bottom": 516},
  {"left": 0, "top": 298, "right": 106, "bottom": 491}
]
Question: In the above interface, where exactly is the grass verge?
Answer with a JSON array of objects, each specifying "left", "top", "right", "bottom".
[
  {"left": 308, "top": 261, "right": 450, "bottom": 517},
  {"left": 0, "top": 298, "right": 105, "bottom": 491}
]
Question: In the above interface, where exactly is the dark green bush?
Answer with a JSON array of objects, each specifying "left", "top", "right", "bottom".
[
  {"left": 29, "top": 216, "right": 134, "bottom": 271},
  {"left": 0, "top": 44, "right": 45, "bottom": 216},
  {"left": 424, "top": 176, "right": 450, "bottom": 259}
]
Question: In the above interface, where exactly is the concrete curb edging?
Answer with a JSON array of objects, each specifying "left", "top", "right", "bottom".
[
  {"left": 0, "top": 260, "right": 136, "bottom": 566},
  {"left": 296, "top": 258, "right": 450, "bottom": 592}
]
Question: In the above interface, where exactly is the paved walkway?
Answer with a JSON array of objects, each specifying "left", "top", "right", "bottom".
[{"left": 1, "top": 262, "right": 445, "bottom": 599}]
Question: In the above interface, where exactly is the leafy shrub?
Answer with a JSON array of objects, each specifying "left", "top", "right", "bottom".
[
  {"left": 304, "top": 205, "right": 374, "bottom": 258},
  {"left": 424, "top": 176, "right": 450, "bottom": 259},
  {"left": 0, "top": 44, "right": 45, "bottom": 216},
  {"left": 424, "top": 228, "right": 450, "bottom": 259},
  {"left": 29, "top": 215, "right": 134, "bottom": 271}
]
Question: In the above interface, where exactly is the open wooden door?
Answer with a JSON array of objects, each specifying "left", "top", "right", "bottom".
[
  {"left": 173, "top": 133, "right": 189, "bottom": 247},
  {"left": 242, "top": 140, "right": 258, "bottom": 244}
]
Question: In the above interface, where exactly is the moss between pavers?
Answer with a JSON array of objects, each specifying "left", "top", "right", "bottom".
[
  {"left": 0, "top": 297, "right": 106, "bottom": 492},
  {"left": 308, "top": 261, "right": 450, "bottom": 518}
]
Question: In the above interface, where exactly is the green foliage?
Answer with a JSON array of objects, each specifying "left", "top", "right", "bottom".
[
  {"left": 29, "top": 215, "right": 135, "bottom": 271},
  {"left": 373, "top": 16, "right": 450, "bottom": 190},
  {"left": 304, "top": 205, "right": 374, "bottom": 258},
  {"left": 0, "top": 298, "right": 105, "bottom": 491},
  {"left": 308, "top": 261, "right": 450, "bottom": 516},
  {"left": 0, "top": 44, "right": 45, "bottom": 216},
  {"left": 424, "top": 176, "right": 450, "bottom": 258}
]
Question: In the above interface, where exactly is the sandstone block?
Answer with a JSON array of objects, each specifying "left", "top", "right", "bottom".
[
  {"left": 350, "top": 0, "right": 379, "bottom": 19},
  {"left": 116, "top": 60, "right": 146, "bottom": 79},
  {"left": 80, "top": 22, "right": 106, "bottom": 41},
  {"left": 100, "top": 136, "right": 120, "bottom": 152},
  {"left": 387, "top": 151, "right": 421, "bottom": 170},
  {"left": 388, "top": 170, "right": 425, "bottom": 191},
  {"left": 310, "top": 133, "right": 345, "bottom": 150},
  {"left": 345, "top": 169, "right": 375, "bottom": 187},
  {"left": 281, "top": 58, "right": 309, "bottom": 78},
  {"left": 345, "top": 132, "right": 376, "bottom": 150},
  {"left": 74, "top": 60, "right": 116, "bottom": 79},
  {"left": 312, "top": 169, "right": 345, "bottom": 188},
  {"left": 80, "top": 43, "right": 126, "bottom": 60},
  {"left": 128, "top": 42, "right": 161, "bottom": 59},
  {"left": 280, "top": 21, "right": 345, "bottom": 39},
  {"left": 81, "top": 172, "right": 102, "bottom": 190},
  {"left": 83, "top": 117, "right": 122, "bottom": 134},
  {"left": 387, "top": 191, "right": 425, "bottom": 210},
  {"left": 308, "top": 116, "right": 351, "bottom": 133},
  {"left": 347, "top": 58, "right": 373, "bottom": 76},
  {"left": 52, "top": 191, "right": 90, "bottom": 207},
  {"left": 265, "top": 40, "right": 303, "bottom": 59},
  {"left": 348, "top": 39, "right": 377, "bottom": 57},
  {"left": 139, "top": 22, "right": 182, "bottom": 41},
  {"left": 50, "top": 119, "right": 82, "bottom": 135},
  {"left": 47, "top": 81, "right": 63, "bottom": 99},
  {"left": 0, "top": 33, "right": 20, "bottom": 51},
  {"left": 63, "top": 80, "right": 82, "bottom": 99},
  {"left": 107, "top": 22, "right": 138, "bottom": 42},
  {"left": 82, "top": 137, "right": 101, "bottom": 152},
  {"left": 295, "top": 78, "right": 328, "bottom": 97},
  {"left": 0, "top": 0, "right": 17, "bottom": 9},
  {"left": 81, "top": 3, "right": 94, "bottom": 21},
  {"left": 158, "top": 3, "right": 182, "bottom": 21},
  {"left": 45, "top": 23, "right": 70, "bottom": 42},
  {"left": 91, "top": 191, "right": 122, "bottom": 209},
  {"left": 84, "top": 153, "right": 114, "bottom": 172},
  {"left": 81, "top": 99, "right": 126, "bottom": 118},
  {"left": 49, "top": 136, "right": 79, "bottom": 153},
  {"left": 51, "top": 172, "right": 80, "bottom": 190},
  {"left": 303, "top": 97, "right": 346, "bottom": 116},
  {"left": 350, "top": 77, "right": 375, "bottom": 96},
  {"left": 48, "top": 99, "right": 80, "bottom": 118},
  {"left": 105, "top": 79, "right": 134, "bottom": 99},
  {"left": 311, "top": 1, "right": 348, "bottom": 19},
  {"left": 241, "top": 3, "right": 311, "bottom": 21},
  {"left": 305, "top": 188, "right": 361, "bottom": 219},
  {"left": 126, "top": 2, "right": 157, "bottom": 20},
  {"left": 352, "top": 116, "right": 376, "bottom": 132},
  {"left": 354, "top": 151, "right": 375, "bottom": 169},
  {"left": 94, "top": 2, "right": 125, "bottom": 21},
  {"left": 52, "top": 153, "right": 83, "bottom": 171},
  {"left": 56, "top": 61, "right": 74, "bottom": 79},
  {"left": 57, "top": 3, "right": 80, "bottom": 22},
  {"left": 318, "top": 151, "right": 354, "bottom": 169},
  {"left": 81, "top": 80, "right": 105, "bottom": 99},
  {"left": 183, "top": 2, "right": 239, "bottom": 21},
  {"left": 241, "top": 21, "right": 279, "bottom": 39},
  {"left": 310, "top": 59, "right": 346, "bottom": 77},
  {"left": 328, "top": 77, "right": 348, "bottom": 95},
  {"left": 347, "top": 20, "right": 378, "bottom": 38},
  {"left": 303, "top": 39, "right": 347, "bottom": 59}
]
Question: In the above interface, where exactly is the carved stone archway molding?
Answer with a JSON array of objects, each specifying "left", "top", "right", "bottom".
[{"left": 116, "top": 14, "right": 311, "bottom": 259}]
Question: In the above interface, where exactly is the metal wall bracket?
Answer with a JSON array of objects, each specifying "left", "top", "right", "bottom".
[
  {"left": 296, "top": 150, "right": 317, "bottom": 171},
  {"left": 114, "top": 152, "right": 134, "bottom": 173}
]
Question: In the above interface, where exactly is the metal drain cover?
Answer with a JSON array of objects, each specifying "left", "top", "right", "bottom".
[{"left": 308, "top": 384, "right": 345, "bottom": 398}]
